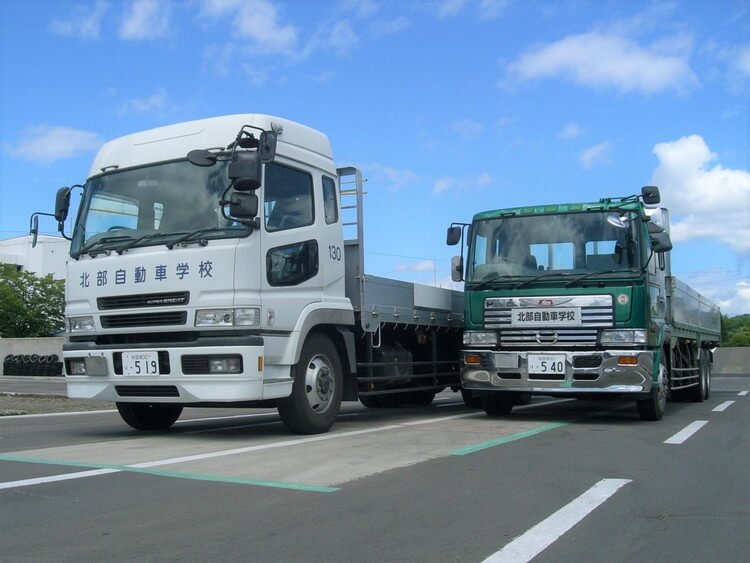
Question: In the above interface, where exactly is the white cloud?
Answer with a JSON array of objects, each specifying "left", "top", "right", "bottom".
[
  {"left": 370, "top": 16, "right": 411, "bottom": 38},
  {"left": 360, "top": 163, "right": 419, "bottom": 192},
  {"left": 119, "top": 0, "right": 171, "bottom": 40},
  {"left": 232, "top": 0, "right": 299, "bottom": 54},
  {"left": 558, "top": 122, "right": 583, "bottom": 140},
  {"left": 579, "top": 141, "right": 612, "bottom": 169},
  {"left": 451, "top": 119, "right": 484, "bottom": 140},
  {"left": 735, "top": 43, "right": 750, "bottom": 76},
  {"left": 117, "top": 88, "right": 168, "bottom": 114},
  {"left": 651, "top": 134, "right": 750, "bottom": 252},
  {"left": 326, "top": 20, "right": 360, "bottom": 55},
  {"left": 433, "top": 172, "right": 492, "bottom": 194},
  {"left": 437, "top": 0, "right": 468, "bottom": 18},
  {"left": 6, "top": 125, "right": 102, "bottom": 164},
  {"left": 339, "top": 0, "right": 379, "bottom": 19},
  {"left": 478, "top": 0, "right": 509, "bottom": 20},
  {"left": 50, "top": 0, "right": 108, "bottom": 40},
  {"left": 507, "top": 32, "right": 699, "bottom": 94},
  {"left": 395, "top": 260, "right": 435, "bottom": 273}
]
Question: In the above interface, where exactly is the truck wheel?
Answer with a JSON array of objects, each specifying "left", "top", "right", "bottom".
[
  {"left": 116, "top": 403, "right": 183, "bottom": 430},
  {"left": 482, "top": 393, "right": 514, "bottom": 416},
  {"left": 688, "top": 350, "right": 711, "bottom": 402},
  {"left": 461, "top": 389, "right": 483, "bottom": 409},
  {"left": 277, "top": 334, "right": 342, "bottom": 434},
  {"left": 637, "top": 365, "right": 667, "bottom": 421},
  {"left": 513, "top": 392, "right": 532, "bottom": 405}
]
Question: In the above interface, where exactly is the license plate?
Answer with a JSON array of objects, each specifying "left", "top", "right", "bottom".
[
  {"left": 527, "top": 354, "right": 566, "bottom": 375},
  {"left": 122, "top": 352, "right": 160, "bottom": 376},
  {"left": 511, "top": 307, "right": 581, "bottom": 327}
]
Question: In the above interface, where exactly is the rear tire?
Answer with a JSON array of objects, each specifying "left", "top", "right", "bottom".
[
  {"left": 406, "top": 390, "right": 436, "bottom": 405},
  {"left": 359, "top": 394, "right": 380, "bottom": 408},
  {"left": 482, "top": 393, "right": 514, "bottom": 416},
  {"left": 116, "top": 402, "right": 183, "bottom": 430},
  {"left": 637, "top": 364, "right": 667, "bottom": 421},
  {"left": 277, "top": 334, "right": 343, "bottom": 434},
  {"left": 689, "top": 350, "right": 710, "bottom": 402}
]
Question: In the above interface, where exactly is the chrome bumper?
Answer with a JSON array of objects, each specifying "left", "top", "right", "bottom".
[{"left": 462, "top": 349, "right": 654, "bottom": 395}]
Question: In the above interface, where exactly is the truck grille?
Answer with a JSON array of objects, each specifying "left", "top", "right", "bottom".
[
  {"left": 98, "top": 292, "right": 189, "bottom": 310},
  {"left": 485, "top": 295, "right": 613, "bottom": 348},
  {"left": 101, "top": 312, "right": 187, "bottom": 329}
]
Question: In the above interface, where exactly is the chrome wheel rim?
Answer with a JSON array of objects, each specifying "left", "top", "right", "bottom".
[{"left": 304, "top": 355, "right": 335, "bottom": 414}]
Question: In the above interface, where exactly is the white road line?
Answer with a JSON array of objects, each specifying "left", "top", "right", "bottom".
[
  {"left": 739, "top": 391, "right": 748, "bottom": 397},
  {"left": 483, "top": 478, "right": 631, "bottom": 563},
  {"left": 0, "top": 468, "right": 120, "bottom": 491},
  {"left": 664, "top": 420, "right": 709, "bottom": 444},
  {"left": 0, "top": 409, "right": 116, "bottom": 420},
  {"left": 712, "top": 401, "right": 735, "bottom": 412}
]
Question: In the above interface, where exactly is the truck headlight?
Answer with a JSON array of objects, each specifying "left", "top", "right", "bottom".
[
  {"left": 600, "top": 329, "right": 647, "bottom": 344},
  {"left": 463, "top": 331, "right": 497, "bottom": 346},
  {"left": 195, "top": 309, "right": 234, "bottom": 327},
  {"left": 234, "top": 308, "right": 261, "bottom": 327},
  {"left": 195, "top": 308, "right": 261, "bottom": 327},
  {"left": 68, "top": 316, "right": 95, "bottom": 333}
]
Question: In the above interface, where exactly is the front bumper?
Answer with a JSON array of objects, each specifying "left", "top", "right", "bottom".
[
  {"left": 462, "top": 349, "right": 654, "bottom": 396},
  {"left": 63, "top": 334, "right": 293, "bottom": 403}
]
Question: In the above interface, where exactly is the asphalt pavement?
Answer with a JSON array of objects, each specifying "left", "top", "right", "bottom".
[{"left": 0, "top": 375, "right": 747, "bottom": 562}]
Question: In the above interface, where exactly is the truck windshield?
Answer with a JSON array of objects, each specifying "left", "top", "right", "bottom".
[
  {"left": 70, "top": 159, "right": 248, "bottom": 257},
  {"left": 466, "top": 211, "right": 641, "bottom": 284}
]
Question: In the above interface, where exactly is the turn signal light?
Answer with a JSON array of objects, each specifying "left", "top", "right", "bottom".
[
  {"left": 617, "top": 356, "right": 638, "bottom": 365},
  {"left": 464, "top": 354, "right": 481, "bottom": 365}
]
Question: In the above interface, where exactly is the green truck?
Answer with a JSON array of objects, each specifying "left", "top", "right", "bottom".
[{"left": 447, "top": 187, "right": 721, "bottom": 421}]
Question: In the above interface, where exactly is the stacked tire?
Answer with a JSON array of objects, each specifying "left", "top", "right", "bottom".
[{"left": 3, "top": 354, "right": 63, "bottom": 376}]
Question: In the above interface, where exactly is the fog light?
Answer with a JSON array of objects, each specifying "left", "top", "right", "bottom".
[
  {"left": 69, "top": 358, "right": 86, "bottom": 375},
  {"left": 208, "top": 357, "right": 242, "bottom": 374}
]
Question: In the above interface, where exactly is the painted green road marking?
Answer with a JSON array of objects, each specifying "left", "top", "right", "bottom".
[
  {"left": 0, "top": 454, "right": 338, "bottom": 493},
  {"left": 449, "top": 422, "right": 568, "bottom": 455}
]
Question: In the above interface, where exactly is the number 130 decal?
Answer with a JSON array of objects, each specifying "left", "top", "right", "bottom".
[{"left": 328, "top": 245, "right": 342, "bottom": 261}]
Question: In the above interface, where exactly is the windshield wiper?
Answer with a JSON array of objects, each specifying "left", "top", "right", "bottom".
[
  {"left": 165, "top": 228, "right": 224, "bottom": 250},
  {"left": 564, "top": 268, "right": 639, "bottom": 288},
  {"left": 514, "top": 271, "right": 574, "bottom": 289},
  {"left": 75, "top": 235, "right": 133, "bottom": 258},
  {"left": 469, "top": 273, "right": 518, "bottom": 291},
  {"left": 115, "top": 232, "right": 184, "bottom": 254}
]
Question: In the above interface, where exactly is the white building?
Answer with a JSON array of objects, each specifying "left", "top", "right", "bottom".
[{"left": 0, "top": 235, "right": 69, "bottom": 280}]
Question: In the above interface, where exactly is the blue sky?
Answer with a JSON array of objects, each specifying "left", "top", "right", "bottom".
[{"left": 1, "top": 0, "right": 748, "bottom": 314}]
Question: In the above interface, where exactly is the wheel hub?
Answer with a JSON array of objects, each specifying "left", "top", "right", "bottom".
[{"left": 305, "top": 356, "right": 334, "bottom": 413}]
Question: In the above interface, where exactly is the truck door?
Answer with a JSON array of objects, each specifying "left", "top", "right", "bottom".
[{"left": 259, "top": 162, "right": 324, "bottom": 334}]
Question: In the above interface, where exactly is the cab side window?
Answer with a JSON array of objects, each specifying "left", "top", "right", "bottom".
[
  {"left": 264, "top": 164, "right": 314, "bottom": 232},
  {"left": 322, "top": 176, "right": 338, "bottom": 225}
]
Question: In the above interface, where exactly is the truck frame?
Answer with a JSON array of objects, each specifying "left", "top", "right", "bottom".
[
  {"left": 39, "top": 114, "right": 462, "bottom": 434},
  {"left": 447, "top": 187, "right": 720, "bottom": 420}
]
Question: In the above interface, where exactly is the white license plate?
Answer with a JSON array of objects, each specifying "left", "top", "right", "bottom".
[
  {"left": 122, "top": 352, "right": 160, "bottom": 376},
  {"left": 527, "top": 354, "right": 566, "bottom": 375},
  {"left": 511, "top": 307, "right": 581, "bottom": 327}
]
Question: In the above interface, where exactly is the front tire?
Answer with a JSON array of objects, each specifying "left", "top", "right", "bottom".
[
  {"left": 637, "top": 364, "right": 667, "bottom": 421},
  {"left": 277, "top": 333, "right": 343, "bottom": 434},
  {"left": 116, "top": 402, "right": 183, "bottom": 430},
  {"left": 482, "top": 393, "right": 514, "bottom": 416},
  {"left": 461, "top": 389, "right": 483, "bottom": 409}
]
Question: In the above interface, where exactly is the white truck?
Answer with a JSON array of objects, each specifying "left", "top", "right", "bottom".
[{"left": 39, "top": 114, "right": 463, "bottom": 434}]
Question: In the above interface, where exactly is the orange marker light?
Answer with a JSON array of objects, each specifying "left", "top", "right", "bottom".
[
  {"left": 258, "top": 356, "right": 264, "bottom": 372},
  {"left": 464, "top": 354, "right": 481, "bottom": 365},
  {"left": 617, "top": 356, "right": 638, "bottom": 365}
]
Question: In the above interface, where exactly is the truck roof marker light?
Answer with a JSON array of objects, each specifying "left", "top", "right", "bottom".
[
  {"left": 618, "top": 356, "right": 638, "bottom": 366},
  {"left": 464, "top": 354, "right": 481, "bottom": 365}
]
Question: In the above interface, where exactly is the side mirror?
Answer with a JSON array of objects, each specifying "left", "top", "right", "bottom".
[
  {"left": 446, "top": 226, "right": 462, "bottom": 246},
  {"left": 641, "top": 186, "right": 660, "bottom": 205},
  {"left": 229, "top": 151, "right": 261, "bottom": 191},
  {"left": 229, "top": 192, "right": 259, "bottom": 220},
  {"left": 55, "top": 187, "right": 72, "bottom": 223},
  {"left": 650, "top": 231, "right": 672, "bottom": 253},
  {"left": 259, "top": 131, "right": 277, "bottom": 163},
  {"left": 187, "top": 149, "right": 218, "bottom": 167},
  {"left": 451, "top": 255, "right": 464, "bottom": 282}
]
